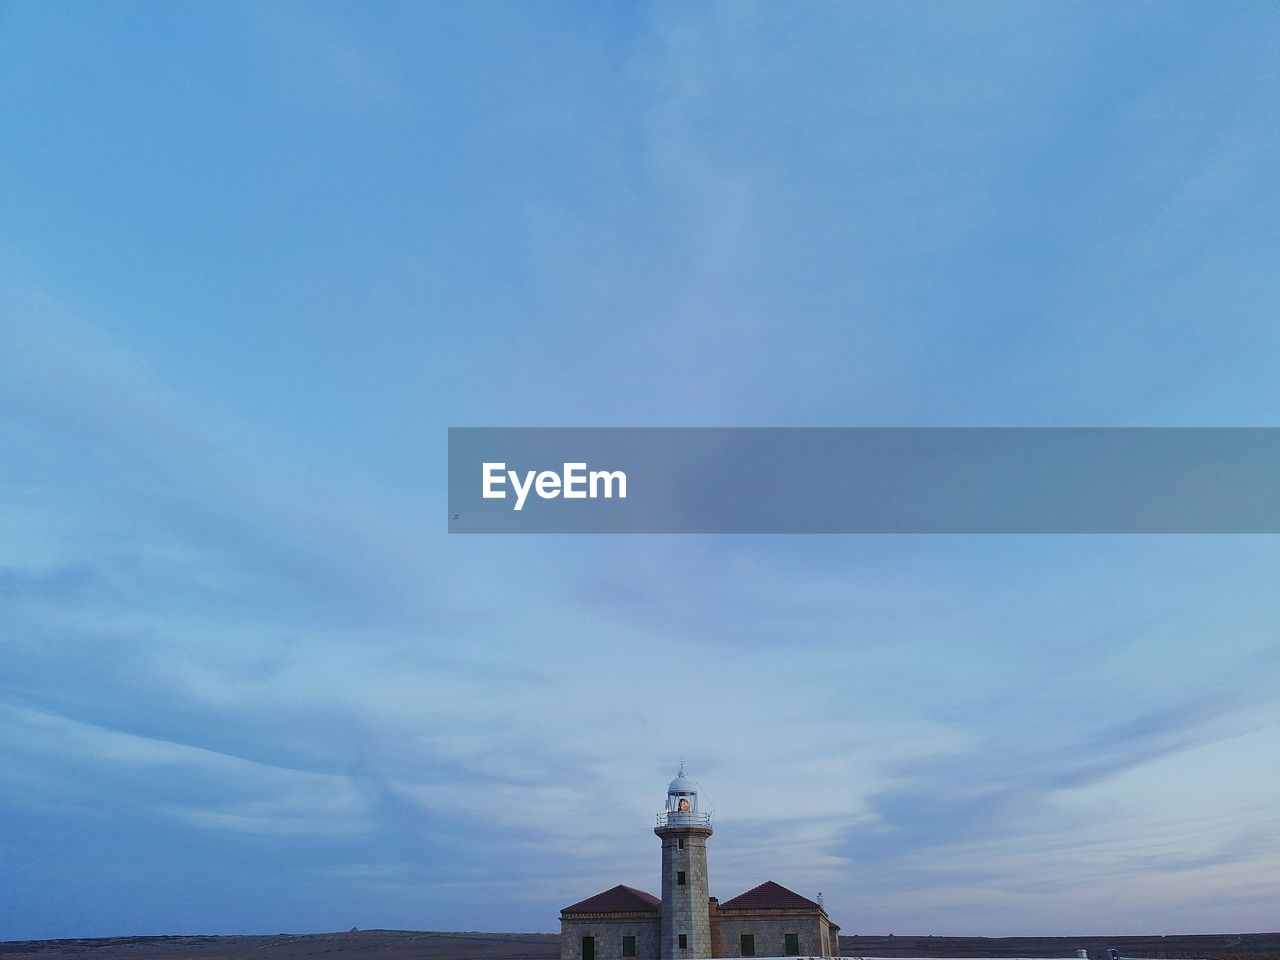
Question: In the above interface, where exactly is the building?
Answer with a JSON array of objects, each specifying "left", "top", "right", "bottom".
[{"left": 560, "top": 766, "right": 841, "bottom": 960}]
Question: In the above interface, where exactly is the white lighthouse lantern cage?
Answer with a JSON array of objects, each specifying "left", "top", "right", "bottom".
[{"left": 656, "top": 761, "right": 713, "bottom": 827}]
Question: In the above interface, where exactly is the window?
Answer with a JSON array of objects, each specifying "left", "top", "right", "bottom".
[
  {"left": 678, "top": 838, "right": 684, "bottom": 850},
  {"left": 740, "top": 934, "right": 755, "bottom": 957},
  {"left": 623, "top": 937, "right": 636, "bottom": 958},
  {"left": 678, "top": 934, "right": 688, "bottom": 950},
  {"left": 785, "top": 934, "right": 800, "bottom": 956},
  {"left": 677, "top": 870, "right": 686, "bottom": 885},
  {"left": 582, "top": 937, "right": 595, "bottom": 960}
]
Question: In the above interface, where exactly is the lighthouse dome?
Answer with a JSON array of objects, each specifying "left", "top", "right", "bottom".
[{"left": 668, "top": 771, "right": 697, "bottom": 794}]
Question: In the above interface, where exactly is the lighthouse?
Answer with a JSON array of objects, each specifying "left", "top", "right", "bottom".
[
  {"left": 559, "top": 766, "right": 840, "bottom": 960},
  {"left": 654, "top": 763, "right": 713, "bottom": 959}
]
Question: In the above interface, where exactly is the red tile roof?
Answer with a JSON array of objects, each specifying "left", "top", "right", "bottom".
[
  {"left": 717, "top": 880, "right": 822, "bottom": 912},
  {"left": 562, "top": 884, "right": 662, "bottom": 914}
]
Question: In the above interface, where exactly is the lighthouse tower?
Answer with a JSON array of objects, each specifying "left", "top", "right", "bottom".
[{"left": 654, "top": 763, "right": 713, "bottom": 959}]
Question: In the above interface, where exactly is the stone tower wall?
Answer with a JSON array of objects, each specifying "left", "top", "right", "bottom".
[{"left": 657, "top": 826, "right": 712, "bottom": 959}]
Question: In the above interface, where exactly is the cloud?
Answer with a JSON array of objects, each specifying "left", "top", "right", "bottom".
[
  {"left": 0, "top": 702, "right": 373, "bottom": 836},
  {"left": 0, "top": 294, "right": 454, "bottom": 631}
]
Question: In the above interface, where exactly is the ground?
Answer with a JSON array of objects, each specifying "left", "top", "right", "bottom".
[{"left": 3, "top": 931, "right": 1279, "bottom": 960}]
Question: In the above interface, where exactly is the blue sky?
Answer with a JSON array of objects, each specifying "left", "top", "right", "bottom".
[{"left": 2, "top": 0, "right": 1279, "bottom": 941}]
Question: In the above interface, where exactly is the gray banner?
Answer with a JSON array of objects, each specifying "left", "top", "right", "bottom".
[{"left": 447, "top": 428, "right": 1280, "bottom": 533}]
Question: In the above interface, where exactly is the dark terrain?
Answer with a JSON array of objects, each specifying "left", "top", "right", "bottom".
[{"left": 3, "top": 932, "right": 1280, "bottom": 960}]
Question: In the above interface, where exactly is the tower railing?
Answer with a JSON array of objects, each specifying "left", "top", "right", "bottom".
[{"left": 656, "top": 810, "right": 713, "bottom": 828}]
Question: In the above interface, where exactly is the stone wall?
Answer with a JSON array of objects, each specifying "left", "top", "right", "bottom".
[
  {"left": 713, "top": 914, "right": 826, "bottom": 958},
  {"left": 561, "top": 916, "right": 661, "bottom": 960}
]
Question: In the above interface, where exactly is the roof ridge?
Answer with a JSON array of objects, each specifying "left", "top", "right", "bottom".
[
  {"left": 561, "top": 884, "right": 662, "bottom": 914},
  {"left": 718, "top": 880, "right": 822, "bottom": 911}
]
